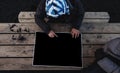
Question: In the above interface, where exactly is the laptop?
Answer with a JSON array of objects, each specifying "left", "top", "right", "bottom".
[{"left": 33, "top": 32, "right": 82, "bottom": 67}]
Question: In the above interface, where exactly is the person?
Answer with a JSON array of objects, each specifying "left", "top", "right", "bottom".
[{"left": 35, "top": 0, "right": 85, "bottom": 38}]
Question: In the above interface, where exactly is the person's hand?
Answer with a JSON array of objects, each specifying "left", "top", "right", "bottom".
[
  {"left": 71, "top": 28, "right": 80, "bottom": 39},
  {"left": 48, "top": 30, "right": 58, "bottom": 38}
]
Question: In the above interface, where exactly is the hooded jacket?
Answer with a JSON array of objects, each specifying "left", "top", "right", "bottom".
[{"left": 35, "top": 0, "right": 85, "bottom": 34}]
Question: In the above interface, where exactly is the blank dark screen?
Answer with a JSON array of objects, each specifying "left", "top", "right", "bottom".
[{"left": 33, "top": 32, "right": 82, "bottom": 67}]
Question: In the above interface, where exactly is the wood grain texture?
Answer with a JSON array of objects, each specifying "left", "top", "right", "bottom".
[
  {"left": 0, "top": 34, "right": 35, "bottom": 45},
  {"left": 19, "top": 18, "right": 109, "bottom": 23},
  {"left": 82, "top": 34, "right": 120, "bottom": 44},
  {"left": 0, "top": 58, "right": 82, "bottom": 70},
  {"left": 0, "top": 45, "right": 96, "bottom": 69},
  {"left": 0, "top": 23, "right": 120, "bottom": 33},
  {"left": 0, "top": 58, "right": 94, "bottom": 70},
  {"left": 0, "top": 23, "right": 70, "bottom": 33},
  {"left": 0, "top": 12, "right": 112, "bottom": 70},
  {"left": 0, "top": 23, "right": 42, "bottom": 33},
  {"left": 18, "top": 12, "right": 110, "bottom": 18},
  {"left": 0, "top": 45, "right": 102, "bottom": 57},
  {"left": 0, "top": 33, "right": 119, "bottom": 45},
  {"left": 18, "top": 12, "right": 109, "bottom": 23},
  {"left": 83, "top": 58, "right": 95, "bottom": 67},
  {"left": 81, "top": 23, "right": 120, "bottom": 33},
  {"left": 82, "top": 45, "right": 103, "bottom": 57},
  {"left": 0, "top": 46, "right": 33, "bottom": 57}
]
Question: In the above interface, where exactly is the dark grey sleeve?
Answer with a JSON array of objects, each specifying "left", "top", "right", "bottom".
[
  {"left": 35, "top": 0, "right": 51, "bottom": 34},
  {"left": 71, "top": 0, "right": 85, "bottom": 30}
]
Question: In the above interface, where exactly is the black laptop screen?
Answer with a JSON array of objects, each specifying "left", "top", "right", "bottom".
[{"left": 33, "top": 32, "right": 82, "bottom": 67}]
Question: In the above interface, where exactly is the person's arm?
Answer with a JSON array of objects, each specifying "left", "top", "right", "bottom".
[
  {"left": 71, "top": 0, "right": 85, "bottom": 30},
  {"left": 35, "top": 0, "right": 58, "bottom": 38},
  {"left": 35, "top": 0, "right": 51, "bottom": 34},
  {"left": 70, "top": 0, "right": 85, "bottom": 38}
]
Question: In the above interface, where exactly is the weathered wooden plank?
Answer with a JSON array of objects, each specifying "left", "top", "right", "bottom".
[
  {"left": 82, "top": 34, "right": 120, "bottom": 44},
  {"left": 82, "top": 19, "right": 109, "bottom": 23},
  {"left": 83, "top": 58, "right": 95, "bottom": 67},
  {"left": 0, "top": 58, "right": 83, "bottom": 70},
  {"left": 0, "top": 23, "right": 42, "bottom": 33},
  {"left": 0, "top": 34, "right": 35, "bottom": 45},
  {"left": 82, "top": 45, "right": 103, "bottom": 57},
  {"left": 18, "top": 12, "right": 109, "bottom": 23},
  {"left": 18, "top": 12, "right": 109, "bottom": 19},
  {"left": 1, "top": 23, "right": 120, "bottom": 33},
  {"left": 19, "top": 18, "right": 109, "bottom": 23},
  {"left": 0, "top": 34, "right": 119, "bottom": 45},
  {"left": 0, "top": 23, "right": 70, "bottom": 33},
  {"left": 0, "top": 46, "right": 33, "bottom": 57},
  {"left": 19, "top": 12, "right": 35, "bottom": 18},
  {"left": 84, "top": 12, "right": 109, "bottom": 18},
  {"left": 81, "top": 23, "right": 120, "bottom": 33},
  {"left": 0, "top": 58, "right": 94, "bottom": 70},
  {"left": 0, "top": 45, "right": 102, "bottom": 57}
]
